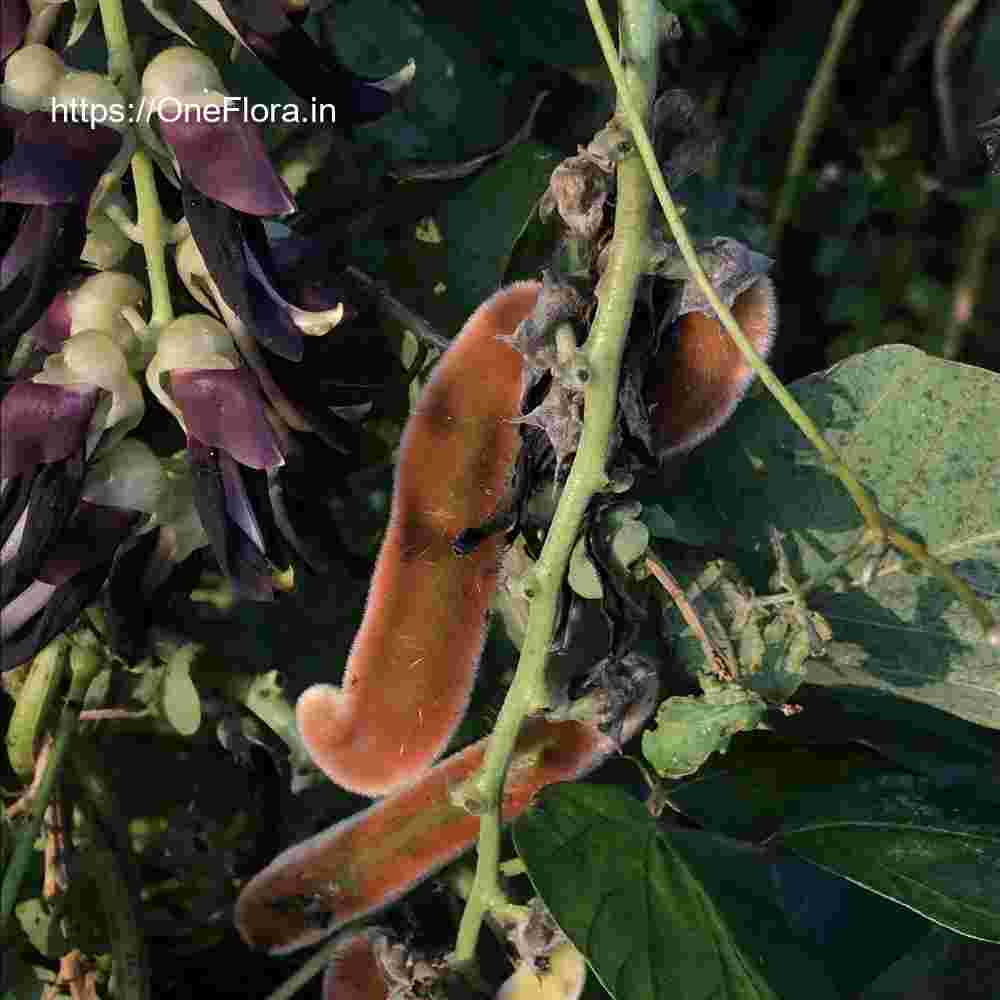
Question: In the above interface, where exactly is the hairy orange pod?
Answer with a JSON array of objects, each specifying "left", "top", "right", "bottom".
[
  {"left": 321, "top": 929, "right": 389, "bottom": 1000},
  {"left": 297, "top": 281, "right": 543, "bottom": 798},
  {"left": 652, "top": 276, "right": 778, "bottom": 458},
  {"left": 236, "top": 672, "right": 657, "bottom": 954}
]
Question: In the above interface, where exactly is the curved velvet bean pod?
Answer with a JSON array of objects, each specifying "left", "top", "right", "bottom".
[
  {"left": 296, "top": 281, "right": 542, "bottom": 798},
  {"left": 237, "top": 672, "right": 657, "bottom": 955}
]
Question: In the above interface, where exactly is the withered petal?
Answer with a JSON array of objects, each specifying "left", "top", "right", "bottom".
[{"left": 171, "top": 367, "right": 285, "bottom": 470}]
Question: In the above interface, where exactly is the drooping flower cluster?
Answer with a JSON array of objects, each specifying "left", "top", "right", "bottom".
[{"left": 1, "top": 2, "right": 413, "bottom": 669}]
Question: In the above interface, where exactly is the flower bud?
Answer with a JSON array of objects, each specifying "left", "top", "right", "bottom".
[
  {"left": 69, "top": 271, "right": 146, "bottom": 344},
  {"left": 50, "top": 71, "right": 129, "bottom": 133},
  {"left": 1, "top": 43, "right": 67, "bottom": 111},
  {"left": 80, "top": 212, "right": 134, "bottom": 270},
  {"left": 146, "top": 313, "right": 241, "bottom": 422},
  {"left": 33, "top": 330, "right": 144, "bottom": 448},
  {"left": 140, "top": 46, "right": 225, "bottom": 107}
]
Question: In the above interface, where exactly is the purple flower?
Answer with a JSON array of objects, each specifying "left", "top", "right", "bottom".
[
  {"left": 1, "top": 81, "right": 125, "bottom": 344},
  {"left": 1, "top": 331, "right": 145, "bottom": 619},
  {"left": 1, "top": 438, "right": 166, "bottom": 671},
  {"left": 146, "top": 314, "right": 292, "bottom": 599},
  {"left": 140, "top": 47, "right": 295, "bottom": 218}
]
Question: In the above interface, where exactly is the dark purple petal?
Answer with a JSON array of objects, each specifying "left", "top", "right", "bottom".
[
  {"left": 36, "top": 501, "right": 139, "bottom": 585},
  {"left": 0, "top": 382, "right": 99, "bottom": 479},
  {"left": 26, "top": 284, "right": 73, "bottom": 350},
  {"left": 0, "top": 205, "right": 87, "bottom": 343},
  {"left": 1, "top": 0, "right": 29, "bottom": 64},
  {"left": 218, "top": 449, "right": 266, "bottom": 554},
  {"left": 102, "top": 527, "right": 161, "bottom": 660},
  {"left": 215, "top": 0, "right": 405, "bottom": 125},
  {"left": 185, "top": 439, "right": 275, "bottom": 600},
  {"left": 157, "top": 114, "right": 294, "bottom": 217},
  {"left": 0, "top": 202, "right": 37, "bottom": 291},
  {"left": 0, "top": 453, "right": 85, "bottom": 602},
  {"left": 180, "top": 180, "right": 255, "bottom": 319},
  {"left": 245, "top": 266, "right": 303, "bottom": 360},
  {"left": 186, "top": 439, "right": 231, "bottom": 578},
  {"left": 1, "top": 111, "right": 122, "bottom": 205},
  {"left": 170, "top": 367, "right": 285, "bottom": 470},
  {"left": 1, "top": 562, "right": 111, "bottom": 671}
]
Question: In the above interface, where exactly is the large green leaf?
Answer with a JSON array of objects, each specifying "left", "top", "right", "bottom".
[
  {"left": 667, "top": 732, "right": 886, "bottom": 841},
  {"left": 514, "top": 783, "right": 841, "bottom": 1000},
  {"left": 773, "top": 686, "right": 1000, "bottom": 804},
  {"left": 649, "top": 345, "right": 1000, "bottom": 729},
  {"left": 777, "top": 771, "right": 1000, "bottom": 942}
]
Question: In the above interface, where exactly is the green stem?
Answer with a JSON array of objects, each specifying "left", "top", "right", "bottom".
[
  {"left": 585, "top": 0, "right": 884, "bottom": 543},
  {"left": 98, "top": 0, "right": 174, "bottom": 335},
  {"left": 1, "top": 640, "right": 101, "bottom": 933},
  {"left": 97, "top": 0, "right": 140, "bottom": 97},
  {"left": 451, "top": 0, "right": 657, "bottom": 970},
  {"left": 132, "top": 149, "right": 175, "bottom": 332},
  {"left": 770, "top": 0, "right": 865, "bottom": 249}
]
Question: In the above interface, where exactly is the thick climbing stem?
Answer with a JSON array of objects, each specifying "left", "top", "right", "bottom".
[
  {"left": 585, "top": 0, "right": 995, "bottom": 637},
  {"left": 450, "top": 0, "right": 657, "bottom": 970}
]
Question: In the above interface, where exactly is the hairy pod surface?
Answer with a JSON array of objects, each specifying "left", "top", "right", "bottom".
[
  {"left": 651, "top": 276, "right": 778, "bottom": 458},
  {"left": 296, "top": 281, "right": 542, "bottom": 797},
  {"left": 321, "top": 929, "right": 391, "bottom": 1000},
  {"left": 237, "top": 670, "right": 657, "bottom": 954}
]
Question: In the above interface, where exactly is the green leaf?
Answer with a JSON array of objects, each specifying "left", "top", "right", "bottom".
[
  {"left": 778, "top": 771, "right": 1000, "bottom": 942},
  {"left": 776, "top": 686, "right": 1000, "bottom": 804},
  {"left": 653, "top": 345, "right": 1000, "bottom": 730},
  {"left": 15, "top": 899, "right": 70, "bottom": 959},
  {"left": 67, "top": 0, "right": 99, "bottom": 47},
  {"left": 667, "top": 733, "right": 886, "bottom": 841},
  {"left": 514, "top": 783, "right": 841, "bottom": 1000},
  {"left": 162, "top": 655, "right": 202, "bottom": 736},
  {"left": 642, "top": 684, "right": 767, "bottom": 779}
]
